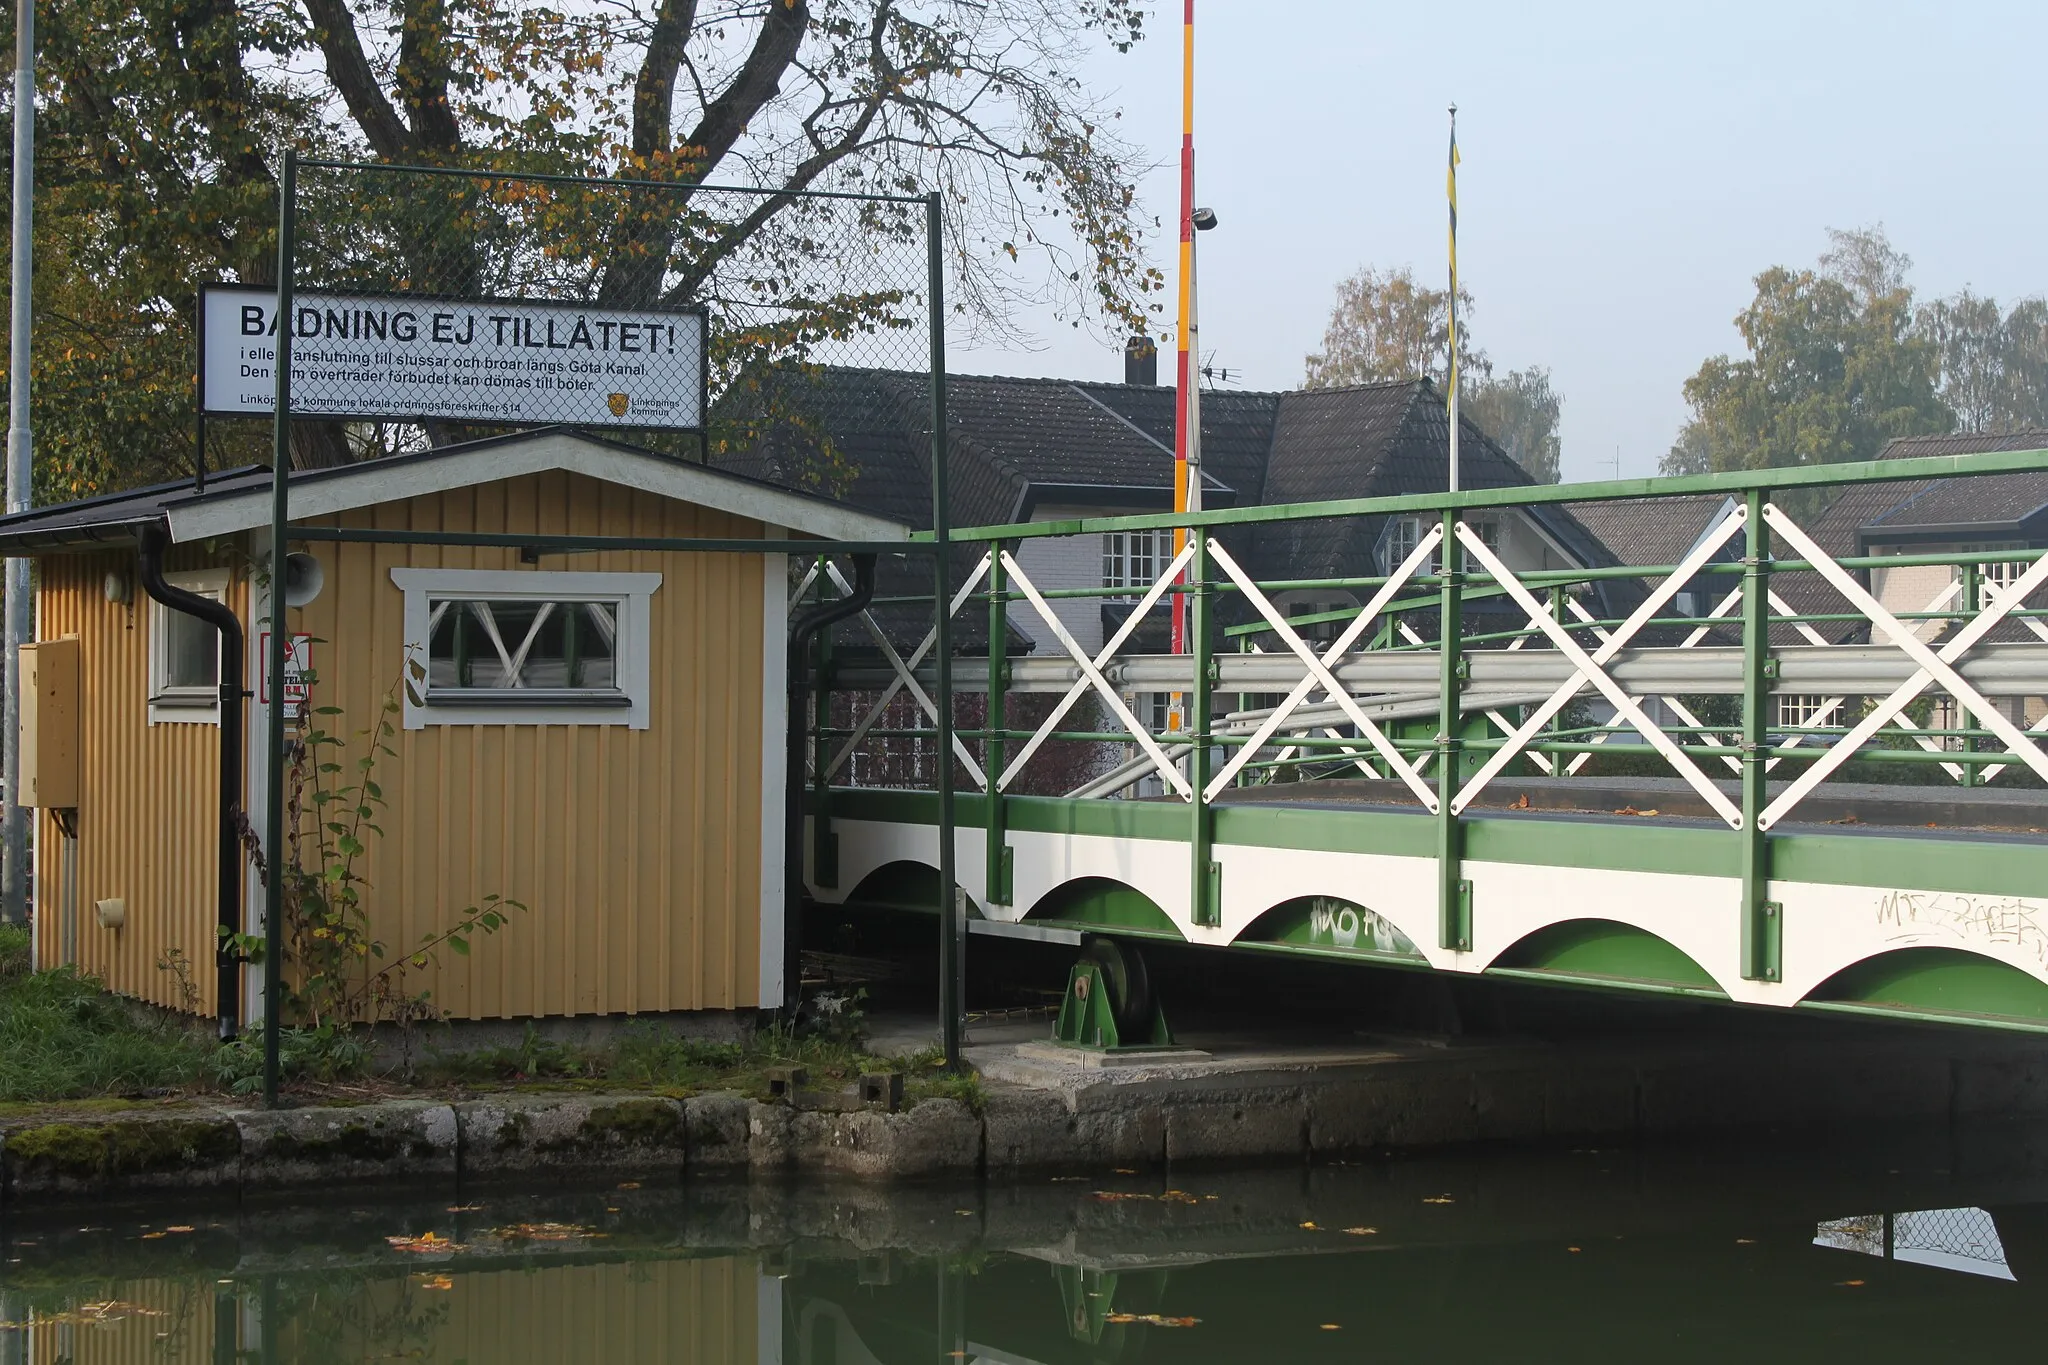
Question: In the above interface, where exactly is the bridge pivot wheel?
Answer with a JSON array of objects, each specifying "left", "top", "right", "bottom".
[{"left": 1079, "top": 935, "right": 1155, "bottom": 1040}]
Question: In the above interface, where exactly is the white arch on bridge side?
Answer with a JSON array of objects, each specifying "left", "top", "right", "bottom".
[{"left": 818, "top": 818, "right": 2048, "bottom": 1013}]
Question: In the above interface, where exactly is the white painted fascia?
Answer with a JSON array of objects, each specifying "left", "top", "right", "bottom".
[{"left": 163, "top": 430, "right": 909, "bottom": 545}]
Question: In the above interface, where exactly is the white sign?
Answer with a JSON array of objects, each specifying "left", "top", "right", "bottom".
[
  {"left": 257, "top": 632, "right": 312, "bottom": 719},
  {"left": 201, "top": 285, "right": 706, "bottom": 430}
]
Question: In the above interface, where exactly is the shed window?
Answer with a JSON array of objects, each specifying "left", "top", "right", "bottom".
[
  {"left": 392, "top": 570, "right": 661, "bottom": 729},
  {"left": 427, "top": 600, "right": 621, "bottom": 696},
  {"left": 148, "top": 569, "right": 229, "bottom": 725}
]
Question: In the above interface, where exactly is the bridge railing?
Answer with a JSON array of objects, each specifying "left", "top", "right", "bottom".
[{"left": 797, "top": 448, "right": 2048, "bottom": 975}]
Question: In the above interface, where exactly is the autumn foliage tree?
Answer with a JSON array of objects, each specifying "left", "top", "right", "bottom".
[
  {"left": 6, "top": 0, "right": 1166, "bottom": 492},
  {"left": 1304, "top": 264, "right": 1564, "bottom": 482}
]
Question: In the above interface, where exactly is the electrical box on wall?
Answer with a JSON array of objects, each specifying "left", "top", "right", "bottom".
[{"left": 20, "top": 637, "right": 80, "bottom": 808}]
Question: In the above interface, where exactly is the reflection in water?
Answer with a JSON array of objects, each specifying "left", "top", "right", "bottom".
[
  {"left": 1815, "top": 1207, "right": 2015, "bottom": 1281},
  {"left": 5, "top": 1130, "right": 2048, "bottom": 1363}
]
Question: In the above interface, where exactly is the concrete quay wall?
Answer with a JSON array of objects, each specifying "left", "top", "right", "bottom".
[{"left": 0, "top": 1028, "right": 2043, "bottom": 1204}]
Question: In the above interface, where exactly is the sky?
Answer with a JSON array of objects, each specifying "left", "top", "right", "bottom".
[{"left": 947, "top": 1, "right": 2048, "bottom": 481}]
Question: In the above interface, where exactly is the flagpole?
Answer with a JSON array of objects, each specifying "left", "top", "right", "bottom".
[
  {"left": 1170, "top": 0, "right": 1195, "bottom": 663},
  {"left": 1446, "top": 103, "right": 1460, "bottom": 494}
]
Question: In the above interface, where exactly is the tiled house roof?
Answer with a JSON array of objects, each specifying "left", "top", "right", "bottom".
[{"left": 712, "top": 367, "right": 1619, "bottom": 639}]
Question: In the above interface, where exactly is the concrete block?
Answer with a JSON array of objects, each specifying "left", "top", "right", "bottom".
[
  {"left": 1163, "top": 1089, "right": 1308, "bottom": 1164},
  {"left": 983, "top": 1088, "right": 1083, "bottom": 1173},
  {"left": 1309, "top": 1072, "right": 1478, "bottom": 1154},
  {"left": 236, "top": 1100, "right": 457, "bottom": 1190},
  {"left": 747, "top": 1102, "right": 798, "bottom": 1171},
  {"left": 457, "top": 1094, "right": 684, "bottom": 1181},
  {"left": 4, "top": 1117, "right": 243, "bottom": 1201},
  {"left": 775, "top": 1099, "right": 982, "bottom": 1180},
  {"left": 1065, "top": 1089, "right": 1168, "bottom": 1169},
  {"left": 1469, "top": 1067, "right": 1549, "bottom": 1143},
  {"left": 684, "top": 1093, "right": 753, "bottom": 1170},
  {"left": 1541, "top": 1064, "right": 1639, "bottom": 1140}
]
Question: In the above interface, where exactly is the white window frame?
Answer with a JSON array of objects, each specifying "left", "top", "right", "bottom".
[
  {"left": 1775, "top": 693, "right": 1833, "bottom": 731},
  {"left": 148, "top": 568, "right": 230, "bottom": 726},
  {"left": 1103, "top": 527, "right": 1169, "bottom": 597},
  {"left": 391, "top": 568, "right": 661, "bottom": 730},
  {"left": 1973, "top": 542, "right": 2033, "bottom": 595}
]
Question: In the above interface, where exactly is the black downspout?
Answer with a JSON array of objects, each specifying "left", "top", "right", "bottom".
[
  {"left": 784, "top": 553, "right": 876, "bottom": 1016},
  {"left": 138, "top": 523, "right": 245, "bottom": 1039}
]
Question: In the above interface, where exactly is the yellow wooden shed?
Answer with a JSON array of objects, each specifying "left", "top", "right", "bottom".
[{"left": 0, "top": 428, "right": 906, "bottom": 1029}]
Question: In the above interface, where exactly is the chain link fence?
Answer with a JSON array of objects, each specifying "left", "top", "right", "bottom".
[{"left": 214, "top": 161, "right": 939, "bottom": 487}]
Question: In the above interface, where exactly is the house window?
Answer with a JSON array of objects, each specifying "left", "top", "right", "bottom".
[
  {"left": 1382, "top": 516, "right": 1424, "bottom": 575},
  {"left": 1975, "top": 544, "right": 2034, "bottom": 596},
  {"left": 1775, "top": 694, "right": 1835, "bottom": 731},
  {"left": 1379, "top": 515, "right": 1496, "bottom": 574},
  {"left": 392, "top": 569, "right": 661, "bottom": 729},
  {"left": 1103, "top": 528, "right": 1170, "bottom": 596},
  {"left": 148, "top": 569, "right": 229, "bottom": 725}
]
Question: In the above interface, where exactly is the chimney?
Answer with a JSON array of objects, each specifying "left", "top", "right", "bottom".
[{"left": 1124, "top": 335, "right": 1158, "bottom": 387}]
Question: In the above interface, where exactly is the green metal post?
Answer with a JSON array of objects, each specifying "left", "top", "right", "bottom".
[
  {"left": 1740, "top": 487, "right": 1780, "bottom": 981},
  {"left": 1437, "top": 509, "right": 1469, "bottom": 951},
  {"left": 1189, "top": 527, "right": 1217, "bottom": 926},
  {"left": 263, "top": 149, "right": 297, "bottom": 1108},
  {"left": 1959, "top": 560, "right": 1981, "bottom": 788},
  {"left": 928, "top": 192, "right": 962, "bottom": 1068},
  {"left": 984, "top": 543, "right": 1009, "bottom": 906}
]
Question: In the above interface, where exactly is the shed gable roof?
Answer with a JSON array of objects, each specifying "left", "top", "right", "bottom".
[{"left": 0, "top": 427, "right": 910, "bottom": 552}]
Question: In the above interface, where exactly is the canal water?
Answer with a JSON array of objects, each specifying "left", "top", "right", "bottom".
[{"left": 3, "top": 1121, "right": 2044, "bottom": 1363}]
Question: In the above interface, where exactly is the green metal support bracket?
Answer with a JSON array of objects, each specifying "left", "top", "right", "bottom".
[
  {"left": 985, "top": 542, "right": 1010, "bottom": 905},
  {"left": 1053, "top": 962, "right": 1175, "bottom": 1050},
  {"left": 1189, "top": 528, "right": 1219, "bottom": 928},
  {"left": 1960, "top": 561, "right": 1982, "bottom": 788},
  {"left": 1740, "top": 488, "right": 1780, "bottom": 981},
  {"left": 1438, "top": 509, "right": 1470, "bottom": 953}
]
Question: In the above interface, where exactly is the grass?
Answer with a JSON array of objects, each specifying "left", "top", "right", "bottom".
[
  {"left": 0, "top": 932, "right": 983, "bottom": 1111},
  {"left": 413, "top": 1020, "right": 952, "bottom": 1103},
  {"left": 0, "top": 930, "right": 210, "bottom": 1102}
]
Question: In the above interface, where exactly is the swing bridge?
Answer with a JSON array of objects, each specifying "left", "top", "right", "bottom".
[{"left": 796, "top": 447, "right": 2048, "bottom": 1036}]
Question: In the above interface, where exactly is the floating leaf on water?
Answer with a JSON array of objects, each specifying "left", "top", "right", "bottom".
[
  {"left": 1321, "top": 1323, "right": 1342, "bottom": 1330},
  {"left": 1567, "top": 1246, "right": 1582, "bottom": 1253},
  {"left": 387, "top": 1231, "right": 469, "bottom": 1254},
  {"left": 1341, "top": 1227, "right": 1378, "bottom": 1236},
  {"left": 1836, "top": 1279, "right": 1866, "bottom": 1287},
  {"left": 140, "top": 1232, "right": 167, "bottom": 1240},
  {"left": 1299, "top": 1221, "right": 1320, "bottom": 1230},
  {"left": 617, "top": 1181, "right": 642, "bottom": 1190},
  {"left": 446, "top": 1204, "right": 484, "bottom": 1213},
  {"left": 490, "top": 1222, "right": 600, "bottom": 1242},
  {"left": 416, "top": 1274, "right": 454, "bottom": 1291},
  {"left": 1104, "top": 1313, "right": 1199, "bottom": 1327},
  {"left": 1113, "top": 1168, "right": 1136, "bottom": 1174},
  {"left": 163, "top": 1226, "right": 195, "bottom": 1234},
  {"left": 1736, "top": 1238, "right": 1757, "bottom": 1245},
  {"left": 1422, "top": 1196, "right": 1455, "bottom": 1205}
]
